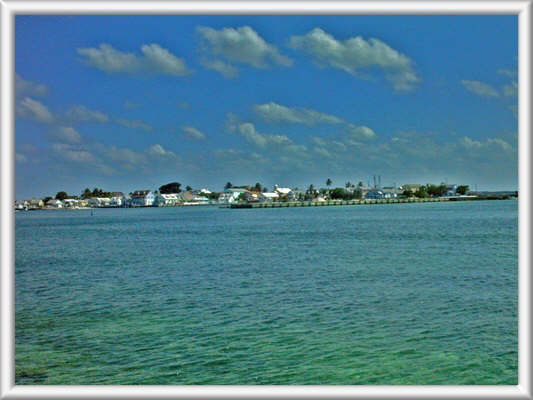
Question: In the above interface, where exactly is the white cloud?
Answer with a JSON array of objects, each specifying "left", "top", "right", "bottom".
[
  {"left": 105, "top": 146, "right": 147, "bottom": 166},
  {"left": 236, "top": 122, "right": 304, "bottom": 153},
  {"left": 498, "top": 69, "right": 517, "bottom": 79},
  {"left": 51, "top": 126, "right": 82, "bottom": 144},
  {"left": 140, "top": 44, "right": 191, "bottom": 76},
  {"left": 289, "top": 28, "right": 419, "bottom": 91},
  {"left": 77, "top": 44, "right": 139, "bottom": 73},
  {"left": 52, "top": 143, "right": 95, "bottom": 163},
  {"left": 503, "top": 81, "right": 518, "bottom": 97},
  {"left": 65, "top": 105, "right": 109, "bottom": 123},
  {"left": 238, "top": 122, "right": 268, "bottom": 147},
  {"left": 314, "top": 146, "right": 333, "bottom": 158},
  {"left": 182, "top": 126, "right": 207, "bottom": 140},
  {"left": 253, "top": 102, "right": 344, "bottom": 125},
  {"left": 460, "top": 136, "right": 512, "bottom": 152},
  {"left": 147, "top": 144, "right": 176, "bottom": 158},
  {"left": 461, "top": 80, "right": 499, "bottom": 97},
  {"left": 344, "top": 124, "right": 378, "bottom": 140},
  {"left": 16, "top": 97, "right": 54, "bottom": 123},
  {"left": 15, "top": 74, "right": 48, "bottom": 98},
  {"left": 15, "top": 153, "right": 27, "bottom": 163},
  {"left": 197, "top": 26, "right": 292, "bottom": 77},
  {"left": 77, "top": 43, "right": 191, "bottom": 76},
  {"left": 115, "top": 117, "right": 153, "bottom": 131},
  {"left": 200, "top": 59, "right": 238, "bottom": 78}
]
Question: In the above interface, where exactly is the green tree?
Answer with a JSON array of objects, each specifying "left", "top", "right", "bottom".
[
  {"left": 358, "top": 181, "right": 363, "bottom": 188},
  {"left": 402, "top": 189, "right": 414, "bottom": 198},
  {"left": 326, "top": 178, "right": 332, "bottom": 188},
  {"left": 81, "top": 188, "right": 92, "bottom": 199},
  {"left": 253, "top": 182, "right": 262, "bottom": 192},
  {"left": 224, "top": 182, "right": 233, "bottom": 190},
  {"left": 186, "top": 185, "right": 192, "bottom": 192},
  {"left": 42, "top": 196, "right": 52, "bottom": 204},
  {"left": 159, "top": 182, "right": 181, "bottom": 194},
  {"left": 415, "top": 186, "right": 428, "bottom": 198},
  {"left": 55, "top": 191, "right": 68, "bottom": 201},
  {"left": 330, "top": 188, "right": 348, "bottom": 199},
  {"left": 456, "top": 185, "right": 469, "bottom": 195}
]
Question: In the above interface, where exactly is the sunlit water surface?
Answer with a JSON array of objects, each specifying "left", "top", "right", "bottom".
[{"left": 15, "top": 200, "right": 517, "bottom": 384}]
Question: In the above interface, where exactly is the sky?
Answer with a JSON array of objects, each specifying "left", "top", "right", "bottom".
[{"left": 14, "top": 15, "right": 518, "bottom": 199}]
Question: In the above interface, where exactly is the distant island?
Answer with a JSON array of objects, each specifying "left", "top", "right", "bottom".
[{"left": 15, "top": 180, "right": 518, "bottom": 211}]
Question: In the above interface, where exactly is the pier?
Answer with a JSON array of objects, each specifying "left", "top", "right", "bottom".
[{"left": 229, "top": 197, "right": 457, "bottom": 209}]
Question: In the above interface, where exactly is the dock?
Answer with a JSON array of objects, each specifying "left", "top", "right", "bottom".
[{"left": 229, "top": 197, "right": 456, "bottom": 209}]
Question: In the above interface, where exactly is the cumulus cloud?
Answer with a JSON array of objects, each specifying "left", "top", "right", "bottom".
[
  {"left": 238, "top": 122, "right": 268, "bottom": 147},
  {"left": 65, "top": 105, "right": 109, "bottom": 123},
  {"left": 52, "top": 143, "right": 95, "bottom": 163},
  {"left": 289, "top": 28, "right": 419, "bottom": 91},
  {"left": 461, "top": 80, "right": 499, "bottom": 97},
  {"left": 50, "top": 126, "right": 82, "bottom": 144},
  {"left": 15, "top": 74, "right": 48, "bottom": 98},
  {"left": 115, "top": 117, "right": 153, "bottom": 131},
  {"left": 147, "top": 144, "right": 176, "bottom": 158},
  {"left": 253, "top": 102, "right": 344, "bottom": 125},
  {"left": 15, "top": 153, "right": 27, "bottom": 163},
  {"left": 460, "top": 136, "right": 512, "bottom": 152},
  {"left": 503, "top": 80, "right": 518, "bottom": 97},
  {"left": 140, "top": 44, "right": 191, "bottom": 76},
  {"left": 182, "top": 126, "right": 207, "bottom": 140},
  {"left": 197, "top": 26, "right": 292, "bottom": 77},
  {"left": 77, "top": 43, "right": 191, "bottom": 76},
  {"left": 498, "top": 69, "right": 517, "bottom": 79},
  {"left": 104, "top": 146, "right": 147, "bottom": 168},
  {"left": 200, "top": 59, "right": 238, "bottom": 78},
  {"left": 344, "top": 124, "right": 378, "bottom": 140},
  {"left": 16, "top": 97, "right": 54, "bottom": 123}
]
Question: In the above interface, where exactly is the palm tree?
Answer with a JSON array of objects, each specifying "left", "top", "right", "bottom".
[{"left": 326, "top": 178, "right": 332, "bottom": 187}]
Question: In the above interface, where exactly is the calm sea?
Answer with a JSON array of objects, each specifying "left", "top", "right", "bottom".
[{"left": 15, "top": 200, "right": 518, "bottom": 384}]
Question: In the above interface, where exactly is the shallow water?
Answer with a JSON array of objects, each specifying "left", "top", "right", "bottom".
[{"left": 15, "top": 200, "right": 518, "bottom": 384}]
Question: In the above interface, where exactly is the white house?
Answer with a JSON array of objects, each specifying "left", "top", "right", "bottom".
[
  {"left": 46, "top": 199, "right": 63, "bottom": 208},
  {"left": 218, "top": 188, "right": 249, "bottom": 204},
  {"left": 130, "top": 190, "right": 155, "bottom": 207},
  {"left": 154, "top": 193, "right": 180, "bottom": 206},
  {"left": 259, "top": 192, "right": 279, "bottom": 202},
  {"left": 88, "top": 197, "right": 111, "bottom": 207},
  {"left": 63, "top": 199, "right": 79, "bottom": 207}
]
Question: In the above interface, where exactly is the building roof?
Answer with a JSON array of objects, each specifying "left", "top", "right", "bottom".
[
  {"left": 261, "top": 192, "right": 279, "bottom": 198},
  {"left": 275, "top": 187, "right": 292, "bottom": 194},
  {"left": 132, "top": 190, "right": 152, "bottom": 197}
]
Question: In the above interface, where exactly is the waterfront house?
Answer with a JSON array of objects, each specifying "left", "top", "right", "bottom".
[
  {"left": 365, "top": 189, "right": 385, "bottom": 199},
  {"left": 259, "top": 192, "right": 279, "bottom": 202},
  {"left": 88, "top": 197, "right": 111, "bottom": 207},
  {"left": 28, "top": 199, "right": 44, "bottom": 209},
  {"left": 219, "top": 188, "right": 249, "bottom": 204},
  {"left": 46, "top": 199, "right": 63, "bottom": 208},
  {"left": 63, "top": 199, "right": 79, "bottom": 207},
  {"left": 401, "top": 184, "right": 422, "bottom": 193},
  {"left": 154, "top": 193, "right": 180, "bottom": 206},
  {"left": 130, "top": 190, "right": 155, "bottom": 207}
]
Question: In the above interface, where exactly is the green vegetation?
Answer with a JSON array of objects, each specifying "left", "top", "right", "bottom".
[
  {"left": 456, "top": 185, "right": 469, "bottom": 195},
  {"left": 159, "top": 182, "right": 182, "bottom": 194},
  {"left": 55, "top": 191, "right": 68, "bottom": 201}
]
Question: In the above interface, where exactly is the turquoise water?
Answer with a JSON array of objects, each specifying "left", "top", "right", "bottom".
[{"left": 15, "top": 200, "right": 518, "bottom": 385}]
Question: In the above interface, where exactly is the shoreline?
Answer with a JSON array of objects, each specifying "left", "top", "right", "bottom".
[{"left": 15, "top": 196, "right": 516, "bottom": 212}]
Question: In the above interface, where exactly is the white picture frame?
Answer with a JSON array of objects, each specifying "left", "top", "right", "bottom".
[{"left": 1, "top": 1, "right": 530, "bottom": 399}]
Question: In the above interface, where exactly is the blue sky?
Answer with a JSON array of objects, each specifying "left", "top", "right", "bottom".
[{"left": 15, "top": 15, "right": 517, "bottom": 198}]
